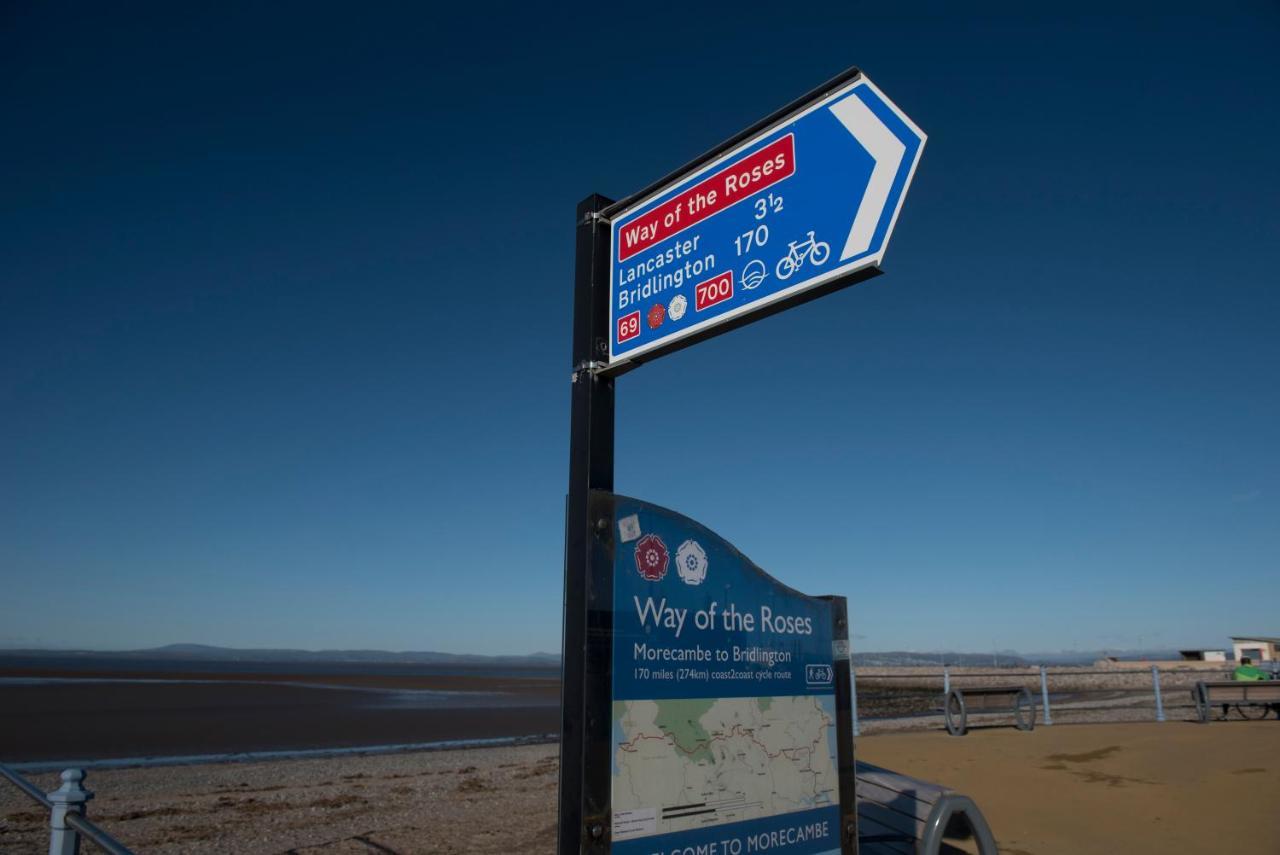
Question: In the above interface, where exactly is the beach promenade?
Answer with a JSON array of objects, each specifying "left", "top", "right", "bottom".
[
  {"left": 3, "top": 721, "right": 1276, "bottom": 854},
  {"left": 857, "top": 722, "right": 1280, "bottom": 854}
]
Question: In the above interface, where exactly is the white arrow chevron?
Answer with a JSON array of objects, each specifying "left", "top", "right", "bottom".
[{"left": 829, "top": 91, "right": 907, "bottom": 261}]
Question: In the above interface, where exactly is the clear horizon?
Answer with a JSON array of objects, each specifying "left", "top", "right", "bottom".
[
  {"left": 3, "top": 4, "right": 1277, "bottom": 655},
  {"left": 0, "top": 639, "right": 1251, "bottom": 660}
]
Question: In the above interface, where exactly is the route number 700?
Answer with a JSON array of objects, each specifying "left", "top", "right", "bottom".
[{"left": 695, "top": 272, "right": 734, "bottom": 312}]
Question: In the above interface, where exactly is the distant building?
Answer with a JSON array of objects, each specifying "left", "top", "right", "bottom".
[
  {"left": 1230, "top": 636, "right": 1280, "bottom": 662},
  {"left": 1179, "top": 649, "right": 1227, "bottom": 662}
]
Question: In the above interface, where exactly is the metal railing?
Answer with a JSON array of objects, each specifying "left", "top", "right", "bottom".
[
  {"left": 0, "top": 763, "right": 136, "bottom": 854},
  {"left": 847, "top": 664, "right": 1276, "bottom": 734}
]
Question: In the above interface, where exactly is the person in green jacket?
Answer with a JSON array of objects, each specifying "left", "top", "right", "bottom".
[
  {"left": 1235, "top": 656, "right": 1267, "bottom": 681},
  {"left": 1222, "top": 657, "right": 1274, "bottom": 719}
]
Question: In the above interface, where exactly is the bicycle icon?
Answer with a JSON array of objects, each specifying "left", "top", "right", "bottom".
[{"left": 776, "top": 231, "right": 831, "bottom": 280}]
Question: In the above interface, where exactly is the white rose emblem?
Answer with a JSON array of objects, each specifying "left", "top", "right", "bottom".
[{"left": 675, "top": 540, "right": 708, "bottom": 586}]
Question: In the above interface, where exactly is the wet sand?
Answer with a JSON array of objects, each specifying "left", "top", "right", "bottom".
[
  {"left": 0, "top": 668, "right": 561, "bottom": 694},
  {"left": 2, "top": 721, "right": 1276, "bottom": 853},
  {"left": 0, "top": 670, "right": 558, "bottom": 763}
]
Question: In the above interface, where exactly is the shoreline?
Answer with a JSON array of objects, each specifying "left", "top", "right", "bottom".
[
  {"left": 5, "top": 734, "right": 559, "bottom": 775},
  {"left": 0, "top": 667, "right": 560, "bottom": 695}
]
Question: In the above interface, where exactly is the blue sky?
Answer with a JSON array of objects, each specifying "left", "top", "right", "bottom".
[{"left": 2, "top": 3, "right": 1276, "bottom": 656}]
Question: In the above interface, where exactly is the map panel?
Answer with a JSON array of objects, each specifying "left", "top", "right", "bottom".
[{"left": 612, "top": 695, "right": 839, "bottom": 841}]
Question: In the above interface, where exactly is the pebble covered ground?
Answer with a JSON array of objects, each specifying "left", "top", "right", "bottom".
[
  {"left": 0, "top": 743, "right": 560, "bottom": 854},
  {"left": 4, "top": 717, "right": 1278, "bottom": 854}
]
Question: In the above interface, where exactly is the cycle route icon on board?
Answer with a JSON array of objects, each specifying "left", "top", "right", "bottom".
[{"left": 776, "top": 231, "right": 831, "bottom": 280}]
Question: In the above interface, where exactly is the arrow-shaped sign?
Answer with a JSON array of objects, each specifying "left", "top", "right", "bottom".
[{"left": 606, "top": 72, "right": 925, "bottom": 368}]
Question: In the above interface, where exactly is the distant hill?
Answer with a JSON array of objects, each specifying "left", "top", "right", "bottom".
[
  {"left": 1028, "top": 648, "right": 1186, "bottom": 665},
  {"left": 852, "top": 651, "right": 1030, "bottom": 667},
  {"left": 853, "top": 649, "right": 1192, "bottom": 667},
  {"left": 0, "top": 644, "right": 561, "bottom": 667},
  {"left": 0, "top": 645, "right": 1193, "bottom": 670}
]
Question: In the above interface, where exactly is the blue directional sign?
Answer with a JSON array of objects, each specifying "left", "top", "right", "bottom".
[{"left": 608, "top": 74, "right": 925, "bottom": 366}]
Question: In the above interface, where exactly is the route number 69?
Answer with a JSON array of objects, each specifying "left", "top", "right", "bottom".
[{"left": 617, "top": 310, "right": 641, "bottom": 343}]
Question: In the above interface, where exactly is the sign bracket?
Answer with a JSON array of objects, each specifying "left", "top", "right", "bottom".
[{"left": 578, "top": 210, "right": 612, "bottom": 228}]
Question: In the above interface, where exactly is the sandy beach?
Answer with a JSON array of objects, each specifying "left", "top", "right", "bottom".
[
  {"left": 3, "top": 720, "right": 1277, "bottom": 854},
  {"left": 857, "top": 721, "right": 1280, "bottom": 855}
]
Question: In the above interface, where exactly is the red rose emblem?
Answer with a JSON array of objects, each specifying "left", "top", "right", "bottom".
[
  {"left": 634, "top": 534, "right": 669, "bottom": 581},
  {"left": 647, "top": 303, "right": 665, "bottom": 329}
]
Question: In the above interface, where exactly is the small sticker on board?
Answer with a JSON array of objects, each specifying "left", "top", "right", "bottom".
[{"left": 618, "top": 514, "right": 641, "bottom": 543}]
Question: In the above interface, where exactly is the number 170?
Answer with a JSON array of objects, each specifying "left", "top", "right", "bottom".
[{"left": 734, "top": 224, "right": 768, "bottom": 256}]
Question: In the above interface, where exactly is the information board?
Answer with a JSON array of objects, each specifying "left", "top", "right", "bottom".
[{"left": 601, "top": 492, "right": 852, "bottom": 855}]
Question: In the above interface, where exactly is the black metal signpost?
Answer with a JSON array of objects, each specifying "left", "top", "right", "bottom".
[
  {"left": 559, "top": 192, "right": 616, "bottom": 855},
  {"left": 559, "top": 67, "right": 925, "bottom": 855}
]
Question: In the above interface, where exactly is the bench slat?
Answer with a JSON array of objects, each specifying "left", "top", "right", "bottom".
[
  {"left": 856, "top": 761, "right": 948, "bottom": 802},
  {"left": 1200, "top": 683, "right": 1280, "bottom": 702},
  {"left": 856, "top": 777, "right": 936, "bottom": 824},
  {"left": 858, "top": 800, "right": 926, "bottom": 840},
  {"left": 952, "top": 685, "right": 1025, "bottom": 695},
  {"left": 856, "top": 812, "right": 917, "bottom": 855}
]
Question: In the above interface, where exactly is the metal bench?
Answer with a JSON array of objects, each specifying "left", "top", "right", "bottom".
[
  {"left": 944, "top": 686, "right": 1035, "bottom": 736},
  {"left": 1193, "top": 680, "right": 1280, "bottom": 723},
  {"left": 857, "top": 760, "right": 997, "bottom": 854}
]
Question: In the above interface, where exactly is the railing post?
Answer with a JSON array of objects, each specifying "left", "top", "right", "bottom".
[
  {"left": 1039, "top": 665, "right": 1053, "bottom": 726},
  {"left": 47, "top": 769, "right": 92, "bottom": 855},
  {"left": 1151, "top": 665, "right": 1166, "bottom": 723},
  {"left": 943, "top": 665, "right": 950, "bottom": 697},
  {"left": 849, "top": 664, "right": 861, "bottom": 737}
]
